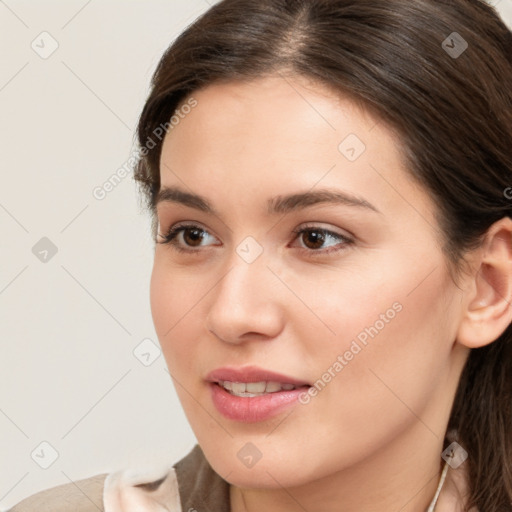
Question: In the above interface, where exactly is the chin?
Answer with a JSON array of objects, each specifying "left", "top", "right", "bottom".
[
  {"left": 205, "top": 448, "right": 317, "bottom": 489},
  {"left": 224, "top": 467, "right": 305, "bottom": 490}
]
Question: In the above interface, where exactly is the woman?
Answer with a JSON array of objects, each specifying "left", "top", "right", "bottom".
[{"left": 10, "top": 0, "right": 512, "bottom": 510}]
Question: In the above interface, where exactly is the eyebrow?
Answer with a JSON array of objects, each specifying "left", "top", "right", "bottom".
[{"left": 154, "top": 186, "right": 381, "bottom": 215}]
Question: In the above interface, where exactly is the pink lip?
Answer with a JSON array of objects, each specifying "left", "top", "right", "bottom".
[
  {"left": 205, "top": 365, "right": 310, "bottom": 387},
  {"left": 206, "top": 366, "right": 311, "bottom": 423}
]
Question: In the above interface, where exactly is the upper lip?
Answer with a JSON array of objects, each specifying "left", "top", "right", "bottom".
[{"left": 206, "top": 366, "right": 311, "bottom": 387}]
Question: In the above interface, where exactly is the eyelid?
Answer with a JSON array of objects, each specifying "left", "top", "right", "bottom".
[
  {"left": 158, "top": 221, "right": 354, "bottom": 255},
  {"left": 289, "top": 224, "right": 354, "bottom": 255},
  {"left": 291, "top": 222, "right": 354, "bottom": 240},
  {"left": 157, "top": 221, "right": 220, "bottom": 249}
]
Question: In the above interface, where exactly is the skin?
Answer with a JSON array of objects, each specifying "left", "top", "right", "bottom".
[{"left": 150, "top": 74, "right": 512, "bottom": 512}]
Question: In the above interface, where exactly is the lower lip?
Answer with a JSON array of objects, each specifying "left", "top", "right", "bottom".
[{"left": 209, "top": 382, "right": 310, "bottom": 423}]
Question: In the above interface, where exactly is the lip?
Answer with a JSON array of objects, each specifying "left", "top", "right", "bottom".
[
  {"left": 205, "top": 365, "right": 311, "bottom": 387},
  {"left": 206, "top": 366, "right": 311, "bottom": 423}
]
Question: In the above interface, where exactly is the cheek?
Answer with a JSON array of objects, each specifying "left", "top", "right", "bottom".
[
  {"left": 308, "top": 248, "right": 449, "bottom": 354},
  {"left": 150, "top": 261, "right": 221, "bottom": 440},
  {"left": 303, "top": 252, "right": 454, "bottom": 430},
  {"left": 149, "top": 260, "right": 203, "bottom": 372}
]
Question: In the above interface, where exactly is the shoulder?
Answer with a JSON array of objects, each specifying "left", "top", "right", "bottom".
[
  {"left": 103, "top": 444, "right": 230, "bottom": 512},
  {"left": 8, "top": 445, "right": 230, "bottom": 512},
  {"left": 172, "top": 444, "right": 230, "bottom": 511},
  {"left": 8, "top": 473, "right": 108, "bottom": 512}
]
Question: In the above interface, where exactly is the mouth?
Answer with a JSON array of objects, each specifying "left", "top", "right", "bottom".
[
  {"left": 206, "top": 366, "right": 311, "bottom": 393},
  {"left": 205, "top": 366, "right": 312, "bottom": 422},
  {"left": 215, "top": 380, "right": 308, "bottom": 397}
]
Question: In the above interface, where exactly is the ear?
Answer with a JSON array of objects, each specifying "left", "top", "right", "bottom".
[{"left": 457, "top": 217, "right": 512, "bottom": 349}]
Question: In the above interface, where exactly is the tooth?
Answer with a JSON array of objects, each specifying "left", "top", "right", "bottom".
[
  {"left": 246, "top": 382, "right": 267, "bottom": 393},
  {"left": 281, "top": 383, "right": 295, "bottom": 390},
  {"left": 265, "top": 381, "right": 282, "bottom": 393},
  {"left": 222, "top": 381, "right": 232, "bottom": 391},
  {"left": 231, "top": 382, "right": 246, "bottom": 394}
]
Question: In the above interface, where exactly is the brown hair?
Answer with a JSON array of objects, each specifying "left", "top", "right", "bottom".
[{"left": 133, "top": 0, "right": 512, "bottom": 509}]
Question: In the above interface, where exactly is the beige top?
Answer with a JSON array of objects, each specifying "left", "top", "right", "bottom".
[{"left": 8, "top": 443, "right": 476, "bottom": 512}]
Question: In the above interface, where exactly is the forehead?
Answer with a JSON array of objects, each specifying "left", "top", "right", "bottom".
[
  {"left": 161, "top": 75, "right": 398, "bottom": 176},
  {"left": 169, "top": 75, "right": 379, "bottom": 146},
  {"left": 158, "top": 75, "right": 436, "bottom": 228}
]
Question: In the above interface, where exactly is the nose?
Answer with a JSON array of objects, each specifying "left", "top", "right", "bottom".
[{"left": 205, "top": 257, "right": 285, "bottom": 345}]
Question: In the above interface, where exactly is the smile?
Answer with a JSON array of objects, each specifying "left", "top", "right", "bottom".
[{"left": 219, "top": 380, "right": 298, "bottom": 397}]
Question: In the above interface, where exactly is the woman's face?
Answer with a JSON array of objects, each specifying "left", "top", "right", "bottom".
[{"left": 150, "top": 75, "right": 468, "bottom": 490}]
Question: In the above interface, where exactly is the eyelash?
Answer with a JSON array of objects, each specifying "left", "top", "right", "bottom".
[{"left": 156, "top": 223, "right": 354, "bottom": 256}]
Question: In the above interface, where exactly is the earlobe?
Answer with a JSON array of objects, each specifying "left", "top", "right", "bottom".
[{"left": 457, "top": 218, "right": 512, "bottom": 349}]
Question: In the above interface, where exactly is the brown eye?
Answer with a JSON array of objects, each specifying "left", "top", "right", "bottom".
[
  {"left": 301, "top": 230, "right": 326, "bottom": 250},
  {"left": 291, "top": 225, "right": 354, "bottom": 255},
  {"left": 182, "top": 227, "right": 206, "bottom": 247},
  {"left": 157, "top": 224, "right": 218, "bottom": 252}
]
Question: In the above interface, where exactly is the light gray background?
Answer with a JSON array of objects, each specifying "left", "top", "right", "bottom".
[{"left": 1, "top": 0, "right": 511, "bottom": 509}]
